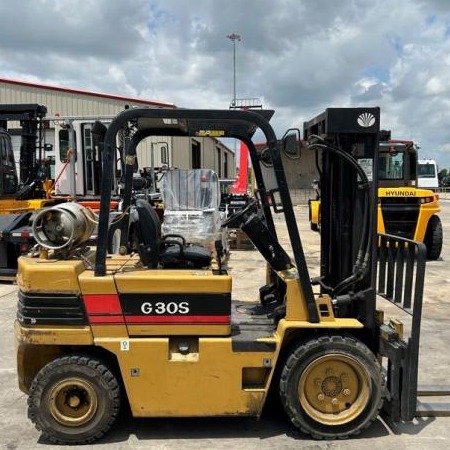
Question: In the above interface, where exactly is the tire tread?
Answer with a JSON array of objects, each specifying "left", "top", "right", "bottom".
[
  {"left": 28, "top": 354, "right": 120, "bottom": 445},
  {"left": 425, "top": 215, "right": 443, "bottom": 260},
  {"left": 279, "top": 335, "right": 383, "bottom": 439}
]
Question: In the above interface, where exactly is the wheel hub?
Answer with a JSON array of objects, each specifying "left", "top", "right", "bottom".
[
  {"left": 48, "top": 378, "right": 98, "bottom": 427},
  {"left": 299, "top": 353, "right": 370, "bottom": 425},
  {"left": 68, "top": 394, "right": 82, "bottom": 408}
]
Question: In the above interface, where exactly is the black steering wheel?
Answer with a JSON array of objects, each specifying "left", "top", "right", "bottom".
[{"left": 221, "top": 200, "right": 258, "bottom": 228}]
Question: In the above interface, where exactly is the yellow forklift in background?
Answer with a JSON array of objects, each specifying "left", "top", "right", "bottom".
[
  {"left": 0, "top": 104, "right": 60, "bottom": 279},
  {"left": 308, "top": 130, "right": 442, "bottom": 259},
  {"left": 15, "top": 107, "right": 430, "bottom": 444},
  {"left": 377, "top": 133, "right": 442, "bottom": 260}
]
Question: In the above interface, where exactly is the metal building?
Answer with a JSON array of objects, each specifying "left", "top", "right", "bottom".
[{"left": 0, "top": 77, "right": 235, "bottom": 196}]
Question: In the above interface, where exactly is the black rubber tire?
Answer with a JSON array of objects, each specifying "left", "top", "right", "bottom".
[
  {"left": 28, "top": 355, "right": 121, "bottom": 445},
  {"left": 279, "top": 335, "right": 383, "bottom": 439},
  {"left": 310, "top": 222, "right": 319, "bottom": 232},
  {"left": 424, "top": 215, "right": 443, "bottom": 260}
]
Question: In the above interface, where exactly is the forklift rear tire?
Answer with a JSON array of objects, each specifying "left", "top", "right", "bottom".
[
  {"left": 279, "top": 335, "right": 383, "bottom": 439},
  {"left": 27, "top": 355, "right": 121, "bottom": 445},
  {"left": 424, "top": 215, "right": 443, "bottom": 260}
]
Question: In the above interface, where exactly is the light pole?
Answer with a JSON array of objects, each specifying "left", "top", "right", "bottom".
[{"left": 226, "top": 33, "right": 241, "bottom": 108}]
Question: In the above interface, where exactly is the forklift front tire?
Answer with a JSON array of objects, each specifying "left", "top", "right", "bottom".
[
  {"left": 424, "top": 215, "right": 443, "bottom": 260},
  {"left": 279, "top": 335, "right": 383, "bottom": 439},
  {"left": 27, "top": 355, "right": 121, "bottom": 445}
]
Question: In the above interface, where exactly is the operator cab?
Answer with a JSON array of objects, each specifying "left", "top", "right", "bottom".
[{"left": 378, "top": 141, "right": 418, "bottom": 188}]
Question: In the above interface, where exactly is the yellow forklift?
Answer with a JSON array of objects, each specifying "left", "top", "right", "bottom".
[
  {"left": 15, "top": 107, "right": 429, "bottom": 444},
  {"left": 377, "top": 133, "right": 442, "bottom": 260},
  {"left": 308, "top": 129, "right": 442, "bottom": 260}
]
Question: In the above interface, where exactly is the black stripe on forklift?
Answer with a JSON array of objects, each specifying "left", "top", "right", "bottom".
[
  {"left": 17, "top": 291, "right": 88, "bottom": 326},
  {"left": 119, "top": 292, "right": 231, "bottom": 318}
]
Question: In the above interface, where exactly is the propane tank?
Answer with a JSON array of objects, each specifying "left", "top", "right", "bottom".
[{"left": 32, "top": 202, "right": 96, "bottom": 250}]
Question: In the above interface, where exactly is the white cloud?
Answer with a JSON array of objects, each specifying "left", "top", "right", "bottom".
[{"left": 1, "top": 0, "right": 450, "bottom": 167}]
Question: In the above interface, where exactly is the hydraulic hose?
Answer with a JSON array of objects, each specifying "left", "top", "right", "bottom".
[{"left": 307, "top": 135, "right": 372, "bottom": 297}]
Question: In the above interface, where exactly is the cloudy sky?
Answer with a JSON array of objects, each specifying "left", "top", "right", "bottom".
[{"left": 1, "top": 0, "right": 450, "bottom": 168}]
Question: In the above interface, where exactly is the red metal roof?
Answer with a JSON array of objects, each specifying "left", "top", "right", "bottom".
[{"left": 0, "top": 77, "right": 176, "bottom": 108}]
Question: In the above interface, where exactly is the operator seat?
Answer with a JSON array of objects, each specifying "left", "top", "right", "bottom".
[
  {"left": 134, "top": 199, "right": 161, "bottom": 268},
  {"left": 135, "top": 199, "right": 212, "bottom": 269}
]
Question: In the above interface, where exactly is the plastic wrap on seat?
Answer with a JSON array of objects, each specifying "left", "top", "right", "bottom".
[
  {"left": 162, "top": 210, "right": 222, "bottom": 247},
  {"left": 161, "top": 169, "right": 226, "bottom": 249}
]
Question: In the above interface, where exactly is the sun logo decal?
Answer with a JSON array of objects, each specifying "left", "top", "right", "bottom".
[{"left": 357, "top": 112, "right": 376, "bottom": 128}]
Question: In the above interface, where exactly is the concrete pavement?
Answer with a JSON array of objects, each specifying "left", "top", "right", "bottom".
[{"left": 1, "top": 203, "right": 450, "bottom": 449}]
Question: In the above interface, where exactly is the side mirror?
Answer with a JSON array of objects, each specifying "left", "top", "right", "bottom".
[{"left": 282, "top": 128, "right": 301, "bottom": 157}]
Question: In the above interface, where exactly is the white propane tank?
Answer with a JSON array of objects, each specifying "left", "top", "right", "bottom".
[{"left": 32, "top": 202, "right": 96, "bottom": 250}]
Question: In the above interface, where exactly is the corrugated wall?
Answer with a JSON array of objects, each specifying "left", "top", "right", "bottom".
[{"left": 0, "top": 83, "right": 160, "bottom": 116}]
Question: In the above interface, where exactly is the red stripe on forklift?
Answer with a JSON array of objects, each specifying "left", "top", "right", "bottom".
[
  {"left": 83, "top": 294, "right": 122, "bottom": 314},
  {"left": 125, "top": 315, "right": 230, "bottom": 324}
]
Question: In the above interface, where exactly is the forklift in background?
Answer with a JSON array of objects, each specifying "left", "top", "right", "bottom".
[
  {"left": 0, "top": 106, "right": 136, "bottom": 279},
  {"left": 377, "top": 132, "right": 442, "bottom": 260},
  {"left": 308, "top": 129, "right": 442, "bottom": 260},
  {"left": 16, "top": 107, "right": 430, "bottom": 444},
  {"left": 0, "top": 104, "right": 56, "bottom": 209},
  {"left": 0, "top": 104, "right": 60, "bottom": 279}
]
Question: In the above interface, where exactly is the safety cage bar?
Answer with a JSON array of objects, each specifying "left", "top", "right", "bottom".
[
  {"left": 93, "top": 108, "right": 318, "bottom": 322},
  {"left": 377, "top": 233, "right": 426, "bottom": 422}
]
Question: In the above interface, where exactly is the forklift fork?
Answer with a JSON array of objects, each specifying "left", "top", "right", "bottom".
[{"left": 377, "top": 233, "right": 450, "bottom": 420}]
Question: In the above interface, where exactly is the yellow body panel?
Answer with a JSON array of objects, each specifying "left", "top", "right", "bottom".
[
  {"left": 104, "top": 254, "right": 142, "bottom": 272},
  {"left": 276, "top": 317, "right": 363, "bottom": 333},
  {"left": 377, "top": 187, "right": 440, "bottom": 241},
  {"left": 0, "top": 198, "right": 55, "bottom": 214},
  {"left": 15, "top": 322, "right": 93, "bottom": 346},
  {"left": 280, "top": 268, "right": 309, "bottom": 321},
  {"left": 17, "top": 255, "right": 89, "bottom": 294},
  {"left": 98, "top": 337, "right": 274, "bottom": 416},
  {"left": 79, "top": 272, "right": 118, "bottom": 295},
  {"left": 15, "top": 322, "right": 94, "bottom": 394},
  {"left": 90, "top": 324, "right": 129, "bottom": 339},
  {"left": 78, "top": 272, "right": 130, "bottom": 338},
  {"left": 125, "top": 323, "right": 231, "bottom": 336},
  {"left": 114, "top": 269, "right": 232, "bottom": 294}
]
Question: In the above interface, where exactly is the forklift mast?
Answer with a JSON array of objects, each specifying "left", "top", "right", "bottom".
[
  {"left": 0, "top": 104, "right": 48, "bottom": 197},
  {"left": 304, "top": 108, "right": 380, "bottom": 329}
]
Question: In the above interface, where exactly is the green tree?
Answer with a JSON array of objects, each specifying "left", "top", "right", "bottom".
[{"left": 438, "top": 168, "right": 448, "bottom": 185}]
